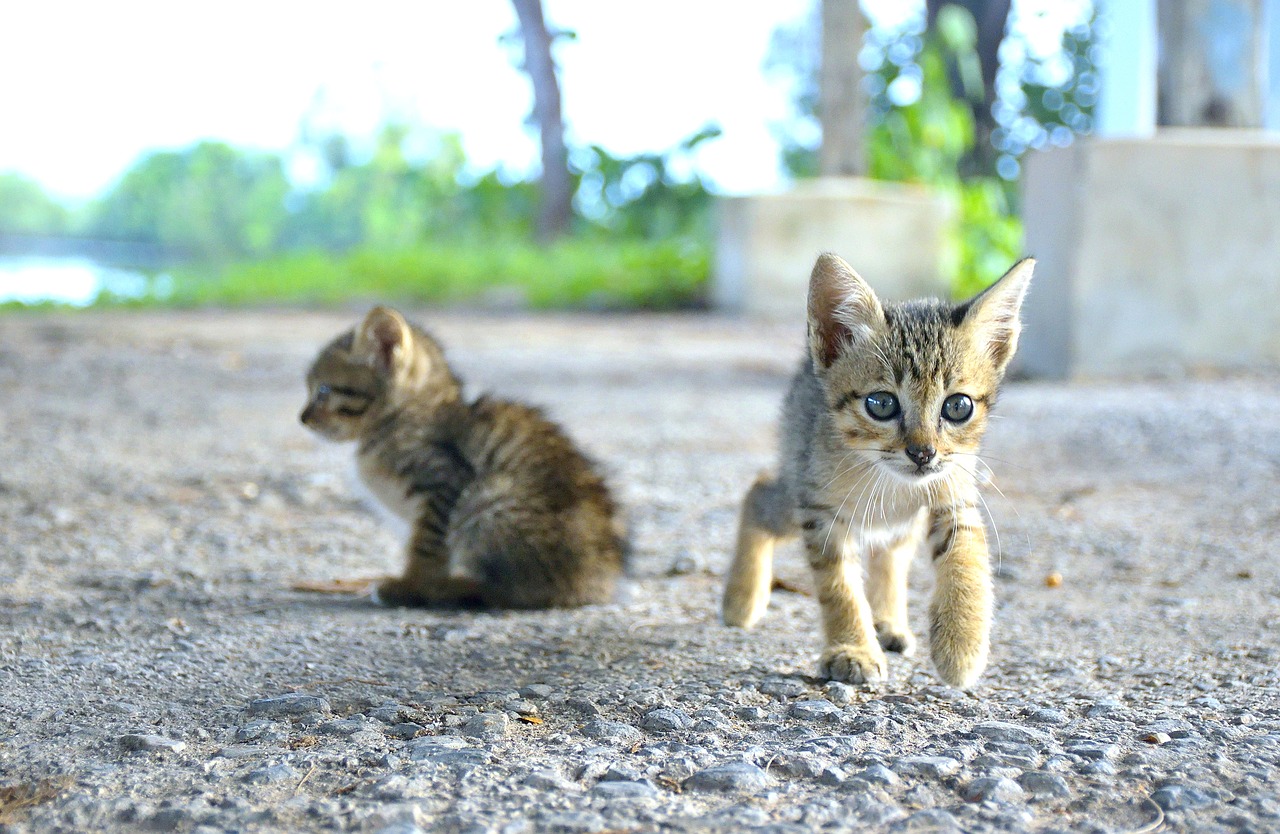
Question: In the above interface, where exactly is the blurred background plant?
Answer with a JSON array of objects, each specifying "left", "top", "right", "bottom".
[
  {"left": 768, "top": 0, "right": 1097, "bottom": 296},
  {"left": 1, "top": 0, "right": 1097, "bottom": 309}
]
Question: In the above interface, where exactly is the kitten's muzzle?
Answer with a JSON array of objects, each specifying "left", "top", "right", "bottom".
[
  {"left": 300, "top": 404, "right": 318, "bottom": 426},
  {"left": 904, "top": 444, "right": 936, "bottom": 467}
]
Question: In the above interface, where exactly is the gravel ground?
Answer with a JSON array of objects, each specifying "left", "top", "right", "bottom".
[{"left": 1, "top": 309, "right": 1278, "bottom": 834}]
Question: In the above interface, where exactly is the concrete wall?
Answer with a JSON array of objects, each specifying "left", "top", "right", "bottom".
[
  {"left": 1018, "top": 130, "right": 1280, "bottom": 378},
  {"left": 713, "top": 177, "right": 953, "bottom": 321}
]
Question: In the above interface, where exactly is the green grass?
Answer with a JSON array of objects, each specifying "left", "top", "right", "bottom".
[{"left": 98, "top": 239, "right": 711, "bottom": 311}]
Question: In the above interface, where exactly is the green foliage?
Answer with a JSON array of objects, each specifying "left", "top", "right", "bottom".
[
  {"left": 0, "top": 173, "right": 70, "bottom": 235},
  {"left": 573, "top": 125, "right": 720, "bottom": 241},
  {"left": 124, "top": 239, "right": 708, "bottom": 310},
  {"left": 863, "top": 9, "right": 1023, "bottom": 294},
  {"left": 11, "top": 112, "right": 718, "bottom": 310},
  {"left": 88, "top": 142, "right": 290, "bottom": 260},
  {"left": 766, "top": 5, "right": 1097, "bottom": 294}
]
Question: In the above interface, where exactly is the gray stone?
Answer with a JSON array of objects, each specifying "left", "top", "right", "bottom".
[
  {"left": 590, "top": 780, "right": 657, "bottom": 799},
  {"left": 891, "top": 808, "right": 962, "bottom": 832},
  {"left": 386, "top": 722, "right": 424, "bottom": 739},
  {"left": 243, "top": 763, "right": 298, "bottom": 784},
  {"left": 119, "top": 733, "right": 186, "bottom": 754},
  {"left": 316, "top": 718, "right": 366, "bottom": 736},
  {"left": 581, "top": 719, "right": 641, "bottom": 745},
  {"left": 961, "top": 776, "right": 1025, "bottom": 804},
  {"left": 368, "top": 704, "right": 411, "bottom": 724},
  {"left": 1152, "top": 783, "right": 1217, "bottom": 811},
  {"left": 246, "top": 694, "right": 330, "bottom": 718},
  {"left": 893, "top": 756, "right": 962, "bottom": 778},
  {"left": 824, "top": 681, "right": 857, "bottom": 706},
  {"left": 858, "top": 764, "right": 901, "bottom": 786},
  {"left": 463, "top": 712, "right": 509, "bottom": 740},
  {"left": 789, "top": 699, "right": 841, "bottom": 722},
  {"left": 847, "top": 792, "right": 907, "bottom": 825},
  {"left": 1064, "top": 740, "right": 1120, "bottom": 761},
  {"left": 685, "top": 761, "right": 771, "bottom": 793},
  {"left": 524, "top": 770, "right": 578, "bottom": 792},
  {"left": 1025, "top": 709, "right": 1069, "bottom": 726},
  {"left": 519, "top": 684, "right": 555, "bottom": 700},
  {"left": 565, "top": 697, "right": 601, "bottom": 716},
  {"left": 640, "top": 708, "right": 692, "bottom": 732},
  {"left": 405, "top": 735, "right": 467, "bottom": 760},
  {"left": 1018, "top": 771, "right": 1070, "bottom": 798},
  {"left": 972, "top": 721, "right": 1051, "bottom": 745},
  {"left": 506, "top": 699, "right": 539, "bottom": 716},
  {"left": 759, "top": 678, "right": 808, "bottom": 699}
]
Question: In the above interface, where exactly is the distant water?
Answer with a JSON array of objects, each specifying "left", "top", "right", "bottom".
[{"left": 0, "top": 256, "right": 157, "bottom": 306}]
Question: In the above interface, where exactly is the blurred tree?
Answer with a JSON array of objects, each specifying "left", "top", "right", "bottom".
[
  {"left": 510, "top": 0, "right": 573, "bottom": 242},
  {"left": 574, "top": 125, "right": 721, "bottom": 240},
  {"left": 0, "top": 173, "right": 70, "bottom": 236},
  {"left": 90, "top": 142, "right": 289, "bottom": 260},
  {"left": 768, "top": 2, "right": 1096, "bottom": 183},
  {"left": 925, "top": 0, "right": 1011, "bottom": 174}
]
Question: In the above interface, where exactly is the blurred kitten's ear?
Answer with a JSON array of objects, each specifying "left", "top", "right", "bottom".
[
  {"left": 808, "top": 253, "right": 884, "bottom": 368},
  {"left": 355, "top": 306, "right": 411, "bottom": 372},
  {"left": 960, "top": 257, "right": 1034, "bottom": 370}
]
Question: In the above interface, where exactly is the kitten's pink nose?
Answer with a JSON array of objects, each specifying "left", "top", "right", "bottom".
[{"left": 905, "top": 444, "right": 936, "bottom": 467}]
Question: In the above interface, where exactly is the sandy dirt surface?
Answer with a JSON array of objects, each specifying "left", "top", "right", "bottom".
[{"left": 1, "top": 309, "right": 1278, "bottom": 833}]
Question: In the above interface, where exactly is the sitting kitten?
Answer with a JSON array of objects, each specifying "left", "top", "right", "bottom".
[
  {"left": 301, "top": 307, "right": 627, "bottom": 609},
  {"left": 722, "top": 253, "right": 1032, "bottom": 688}
]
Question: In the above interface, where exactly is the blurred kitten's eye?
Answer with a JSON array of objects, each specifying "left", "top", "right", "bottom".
[
  {"left": 864, "top": 391, "right": 900, "bottom": 420},
  {"left": 315, "top": 385, "right": 332, "bottom": 402},
  {"left": 942, "top": 393, "right": 974, "bottom": 423}
]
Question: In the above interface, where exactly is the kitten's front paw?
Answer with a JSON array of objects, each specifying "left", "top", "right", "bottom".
[
  {"left": 875, "top": 621, "right": 917, "bottom": 657},
  {"left": 818, "top": 644, "right": 887, "bottom": 686},
  {"left": 373, "top": 577, "right": 425, "bottom": 607},
  {"left": 928, "top": 611, "right": 989, "bottom": 688}
]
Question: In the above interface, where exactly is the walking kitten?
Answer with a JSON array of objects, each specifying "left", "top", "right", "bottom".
[
  {"left": 722, "top": 253, "right": 1032, "bottom": 687},
  {"left": 301, "top": 307, "right": 627, "bottom": 609}
]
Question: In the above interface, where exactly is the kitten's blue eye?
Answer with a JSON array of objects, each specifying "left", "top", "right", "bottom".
[
  {"left": 865, "top": 391, "right": 900, "bottom": 420},
  {"left": 315, "top": 385, "right": 332, "bottom": 401},
  {"left": 942, "top": 393, "right": 974, "bottom": 423}
]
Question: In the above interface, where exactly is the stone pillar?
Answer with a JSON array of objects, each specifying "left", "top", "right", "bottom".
[
  {"left": 819, "top": 0, "right": 869, "bottom": 176},
  {"left": 1157, "top": 0, "right": 1266, "bottom": 126}
]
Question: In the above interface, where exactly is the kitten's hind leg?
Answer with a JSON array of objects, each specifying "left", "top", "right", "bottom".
[
  {"left": 375, "top": 524, "right": 483, "bottom": 607},
  {"left": 722, "top": 475, "right": 794, "bottom": 629},
  {"left": 866, "top": 510, "right": 924, "bottom": 656}
]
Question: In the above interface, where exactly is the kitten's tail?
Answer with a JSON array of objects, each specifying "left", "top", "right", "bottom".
[{"left": 722, "top": 474, "right": 792, "bottom": 629}]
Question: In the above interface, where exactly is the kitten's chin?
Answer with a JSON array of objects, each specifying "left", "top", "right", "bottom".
[{"left": 881, "top": 462, "right": 949, "bottom": 488}]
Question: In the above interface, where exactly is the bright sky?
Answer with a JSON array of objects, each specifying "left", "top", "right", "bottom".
[
  {"left": 0, "top": 0, "right": 820, "bottom": 201},
  {"left": 0, "top": 1, "right": 1086, "bottom": 203}
]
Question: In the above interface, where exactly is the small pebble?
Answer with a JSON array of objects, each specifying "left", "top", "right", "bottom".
[
  {"left": 246, "top": 694, "right": 330, "bottom": 718},
  {"left": 119, "top": 734, "right": 186, "bottom": 754},
  {"left": 640, "top": 708, "right": 692, "bottom": 732},
  {"left": 581, "top": 719, "right": 641, "bottom": 745},
  {"left": 685, "top": 761, "right": 771, "bottom": 793}
]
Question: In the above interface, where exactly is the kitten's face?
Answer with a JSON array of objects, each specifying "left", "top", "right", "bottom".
[
  {"left": 808, "top": 254, "right": 1033, "bottom": 490},
  {"left": 300, "top": 330, "right": 384, "bottom": 442}
]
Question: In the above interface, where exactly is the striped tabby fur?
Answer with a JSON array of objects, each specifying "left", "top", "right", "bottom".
[
  {"left": 722, "top": 254, "right": 1033, "bottom": 688},
  {"left": 301, "top": 307, "right": 627, "bottom": 609}
]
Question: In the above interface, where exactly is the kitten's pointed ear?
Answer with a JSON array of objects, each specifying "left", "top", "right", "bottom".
[
  {"left": 355, "top": 306, "right": 411, "bottom": 372},
  {"left": 807, "top": 253, "right": 884, "bottom": 368},
  {"left": 960, "top": 257, "right": 1034, "bottom": 370}
]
